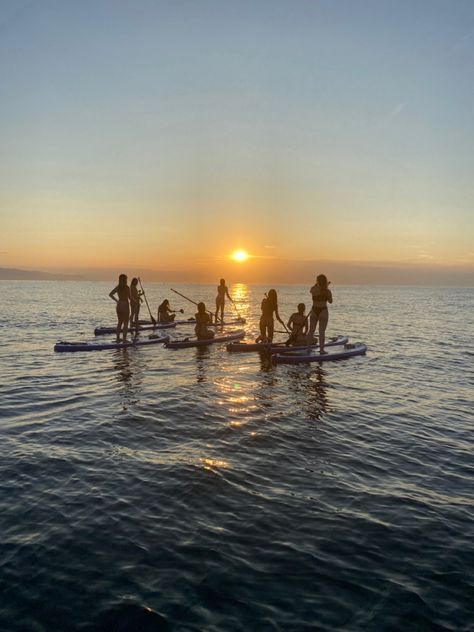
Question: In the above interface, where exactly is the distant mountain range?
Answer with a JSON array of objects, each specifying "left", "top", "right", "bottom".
[{"left": 0, "top": 267, "right": 83, "bottom": 281}]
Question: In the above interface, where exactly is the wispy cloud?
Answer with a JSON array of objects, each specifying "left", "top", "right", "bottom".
[
  {"left": 447, "top": 29, "right": 474, "bottom": 57},
  {"left": 388, "top": 102, "right": 407, "bottom": 118}
]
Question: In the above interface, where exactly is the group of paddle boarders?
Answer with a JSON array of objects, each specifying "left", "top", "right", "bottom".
[{"left": 109, "top": 274, "right": 333, "bottom": 352}]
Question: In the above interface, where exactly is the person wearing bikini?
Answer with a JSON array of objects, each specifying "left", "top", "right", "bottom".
[
  {"left": 307, "top": 274, "right": 333, "bottom": 354},
  {"left": 256, "top": 289, "right": 285, "bottom": 344},
  {"left": 109, "top": 274, "right": 132, "bottom": 342},
  {"left": 195, "top": 302, "right": 215, "bottom": 340}
]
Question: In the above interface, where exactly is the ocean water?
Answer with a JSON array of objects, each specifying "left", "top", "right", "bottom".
[{"left": 1, "top": 282, "right": 473, "bottom": 632}]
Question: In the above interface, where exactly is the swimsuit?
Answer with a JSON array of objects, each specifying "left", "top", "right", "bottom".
[{"left": 311, "top": 288, "right": 330, "bottom": 317}]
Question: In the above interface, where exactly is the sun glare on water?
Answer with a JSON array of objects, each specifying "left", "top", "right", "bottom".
[{"left": 231, "top": 249, "right": 249, "bottom": 262}]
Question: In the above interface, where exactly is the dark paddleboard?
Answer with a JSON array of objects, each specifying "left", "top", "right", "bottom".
[
  {"left": 165, "top": 330, "right": 245, "bottom": 349},
  {"left": 272, "top": 342, "right": 367, "bottom": 364},
  {"left": 94, "top": 322, "right": 176, "bottom": 336},
  {"left": 54, "top": 334, "right": 170, "bottom": 352},
  {"left": 226, "top": 335, "right": 349, "bottom": 353}
]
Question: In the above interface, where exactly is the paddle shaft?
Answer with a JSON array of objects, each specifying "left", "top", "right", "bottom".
[
  {"left": 138, "top": 278, "right": 156, "bottom": 324},
  {"left": 171, "top": 288, "right": 216, "bottom": 321},
  {"left": 229, "top": 298, "right": 242, "bottom": 320}
]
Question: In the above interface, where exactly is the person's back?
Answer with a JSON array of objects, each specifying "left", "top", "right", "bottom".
[
  {"left": 195, "top": 303, "right": 214, "bottom": 340},
  {"left": 308, "top": 274, "right": 333, "bottom": 353},
  {"left": 287, "top": 303, "right": 308, "bottom": 345},
  {"left": 310, "top": 284, "right": 332, "bottom": 309},
  {"left": 158, "top": 300, "right": 173, "bottom": 323}
]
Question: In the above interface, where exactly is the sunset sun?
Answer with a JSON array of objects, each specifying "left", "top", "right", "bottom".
[{"left": 231, "top": 249, "right": 249, "bottom": 262}]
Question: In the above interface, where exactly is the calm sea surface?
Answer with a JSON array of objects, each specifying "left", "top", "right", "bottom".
[{"left": 1, "top": 282, "right": 473, "bottom": 631}]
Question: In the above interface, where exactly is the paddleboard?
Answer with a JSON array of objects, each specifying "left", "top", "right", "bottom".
[
  {"left": 94, "top": 322, "right": 176, "bottom": 336},
  {"left": 226, "top": 335, "right": 348, "bottom": 353},
  {"left": 165, "top": 330, "right": 245, "bottom": 349},
  {"left": 54, "top": 333, "right": 170, "bottom": 352},
  {"left": 272, "top": 342, "right": 367, "bottom": 364},
  {"left": 174, "top": 317, "right": 246, "bottom": 326}
]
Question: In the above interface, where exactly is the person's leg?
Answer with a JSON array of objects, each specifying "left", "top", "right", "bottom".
[
  {"left": 129, "top": 307, "right": 136, "bottom": 329},
  {"left": 318, "top": 309, "right": 328, "bottom": 353},
  {"left": 216, "top": 299, "right": 224, "bottom": 323},
  {"left": 267, "top": 319, "right": 275, "bottom": 343},
  {"left": 122, "top": 314, "right": 129, "bottom": 341},
  {"left": 259, "top": 316, "right": 267, "bottom": 343},
  {"left": 116, "top": 306, "right": 122, "bottom": 341},
  {"left": 307, "top": 308, "right": 317, "bottom": 343}
]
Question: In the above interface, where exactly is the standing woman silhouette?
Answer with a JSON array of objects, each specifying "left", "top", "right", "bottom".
[
  {"left": 257, "top": 289, "right": 285, "bottom": 343},
  {"left": 307, "top": 274, "right": 333, "bottom": 354},
  {"left": 215, "top": 278, "right": 232, "bottom": 324},
  {"left": 109, "top": 274, "right": 131, "bottom": 342}
]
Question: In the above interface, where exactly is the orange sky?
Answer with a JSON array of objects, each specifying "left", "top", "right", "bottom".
[{"left": 1, "top": 2, "right": 473, "bottom": 285}]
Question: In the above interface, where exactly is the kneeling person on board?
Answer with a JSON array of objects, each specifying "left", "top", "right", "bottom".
[
  {"left": 195, "top": 303, "right": 215, "bottom": 340},
  {"left": 158, "top": 299, "right": 183, "bottom": 323},
  {"left": 287, "top": 303, "right": 309, "bottom": 346}
]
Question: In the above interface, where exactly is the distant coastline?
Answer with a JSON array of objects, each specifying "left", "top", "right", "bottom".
[
  {"left": 0, "top": 268, "right": 83, "bottom": 281},
  {"left": 1, "top": 263, "right": 473, "bottom": 286}
]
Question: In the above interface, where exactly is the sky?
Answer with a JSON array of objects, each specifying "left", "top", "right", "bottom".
[{"left": 0, "top": 0, "right": 473, "bottom": 284}]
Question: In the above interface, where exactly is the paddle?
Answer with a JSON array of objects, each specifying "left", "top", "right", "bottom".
[
  {"left": 229, "top": 297, "right": 243, "bottom": 321},
  {"left": 138, "top": 278, "right": 157, "bottom": 325},
  {"left": 170, "top": 288, "right": 216, "bottom": 322}
]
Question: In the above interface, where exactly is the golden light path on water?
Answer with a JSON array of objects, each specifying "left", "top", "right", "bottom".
[{"left": 198, "top": 282, "right": 262, "bottom": 470}]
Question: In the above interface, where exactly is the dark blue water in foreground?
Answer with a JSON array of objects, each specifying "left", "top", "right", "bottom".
[{"left": 1, "top": 282, "right": 473, "bottom": 631}]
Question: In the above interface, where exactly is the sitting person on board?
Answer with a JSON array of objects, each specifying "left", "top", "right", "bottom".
[
  {"left": 286, "top": 303, "right": 309, "bottom": 346},
  {"left": 109, "top": 273, "right": 132, "bottom": 342},
  {"left": 129, "top": 278, "right": 143, "bottom": 329},
  {"left": 158, "top": 299, "right": 183, "bottom": 323},
  {"left": 195, "top": 302, "right": 215, "bottom": 340},
  {"left": 215, "top": 278, "right": 233, "bottom": 324},
  {"left": 307, "top": 274, "right": 333, "bottom": 354},
  {"left": 255, "top": 289, "right": 285, "bottom": 344}
]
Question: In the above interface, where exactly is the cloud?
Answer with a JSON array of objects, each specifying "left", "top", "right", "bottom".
[
  {"left": 448, "top": 29, "right": 474, "bottom": 57},
  {"left": 388, "top": 102, "right": 407, "bottom": 118}
]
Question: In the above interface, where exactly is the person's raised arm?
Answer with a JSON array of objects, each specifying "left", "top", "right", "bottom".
[{"left": 327, "top": 289, "right": 333, "bottom": 304}]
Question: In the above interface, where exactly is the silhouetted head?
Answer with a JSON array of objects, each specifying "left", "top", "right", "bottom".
[
  {"left": 267, "top": 289, "right": 278, "bottom": 307},
  {"left": 197, "top": 302, "right": 206, "bottom": 313},
  {"left": 131, "top": 277, "right": 138, "bottom": 286},
  {"left": 118, "top": 274, "right": 127, "bottom": 289},
  {"left": 297, "top": 303, "right": 305, "bottom": 314},
  {"left": 220, "top": 278, "right": 225, "bottom": 285},
  {"left": 317, "top": 274, "right": 329, "bottom": 291},
  {"left": 159, "top": 299, "right": 169, "bottom": 309}
]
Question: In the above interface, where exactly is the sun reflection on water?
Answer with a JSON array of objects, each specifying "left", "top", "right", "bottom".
[{"left": 200, "top": 458, "right": 229, "bottom": 470}]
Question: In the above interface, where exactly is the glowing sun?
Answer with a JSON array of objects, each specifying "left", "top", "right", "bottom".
[{"left": 231, "top": 249, "right": 249, "bottom": 262}]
